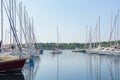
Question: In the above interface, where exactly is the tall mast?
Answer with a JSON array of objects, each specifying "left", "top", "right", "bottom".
[
  {"left": 26, "top": 10, "right": 29, "bottom": 48},
  {"left": 99, "top": 16, "right": 101, "bottom": 47},
  {"left": 89, "top": 26, "right": 92, "bottom": 49},
  {"left": 117, "top": 10, "right": 119, "bottom": 46},
  {"left": 11, "top": 0, "right": 14, "bottom": 45},
  {"left": 1, "top": 0, "right": 3, "bottom": 52},
  {"left": 24, "top": 6, "right": 29, "bottom": 48},
  {"left": 28, "top": 18, "right": 31, "bottom": 46},
  {"left": 31, "top": 18, "right": 35, "bottom": 48},
  {"left": 110, "top": 12, "right": 112, "bottom": 47},
  {"left": 13, "top": 0, "right": 16, "bottom": 45},
  {"left": 85, "top": 25, "right": 88, "bottom": 48},
  {"left": 56, "top": 26, "right": 60, "bottom": 48},
  {"left": 9, "top": 0, "right": 12, "bottom": 49},
  {"left": 19, "top": 2, "right": 22, "bottom": 47},
  {"left": 114, "top": 14, "right": 117, "bottom": 46},
  {"left": 57, "top": 26, "right": 59, "bottom": 44}
]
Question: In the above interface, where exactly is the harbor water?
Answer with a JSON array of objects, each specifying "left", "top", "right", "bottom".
[{"left": 1, "top": 50, "right": 120, "bottom": 80}]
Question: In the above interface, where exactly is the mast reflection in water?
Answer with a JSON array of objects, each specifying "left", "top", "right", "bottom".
[
  {"left": 22, "top": 56, "right": 40, "bottom": 80},
  {"left": 35, "top": 50, "right": 120, "bottom": 80},
  {"left": 10, "top": 50, "right": 120, "bottom": 80}
]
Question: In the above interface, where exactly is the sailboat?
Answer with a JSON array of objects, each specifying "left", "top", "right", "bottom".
[
  {"left": 50, "top": 48, "right": 62, "bottom": 54},
  {"left": 0, "top": 0, "right": 26, "bottom": 72},
  {"left": 50, "top": 27, "right": 62, "bottom": 54},
  {"left": 0, "top": 57, "right": 26, "bottom": 72},
  {"left": 99, "top": 11, "right": 120, "bottom": 55},
  {"left": 88, "top": 16, "right": 103, "bottom": 54}
]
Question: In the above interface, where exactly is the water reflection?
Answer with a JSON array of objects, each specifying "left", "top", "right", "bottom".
[
  {"left": 22, "top": 56, "right": 40, "bottom": 80},
  {"left": 84, "top": 54, "right": 120, "bottom": 80},
  {"left": 0, "top": 73, "right": 24, "bottom": 80},
  {"left": 37, "top": 50, "right": 120, "bottom": 80}
]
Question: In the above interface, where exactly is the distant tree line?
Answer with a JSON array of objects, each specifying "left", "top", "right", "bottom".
[{"left": 34, "top": 41, "right": 120, "bottom": 50}]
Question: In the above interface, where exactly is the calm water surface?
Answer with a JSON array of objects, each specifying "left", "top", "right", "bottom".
[{"left": 1, "top": 50, "right": 120, "bottom": 80}]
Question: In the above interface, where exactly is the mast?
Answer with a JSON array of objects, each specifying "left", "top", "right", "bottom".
[
  {"left": 57, "top": 26, "right": 59, "bottom": 47},
  {"left": 31, "top": 18, "right": 36, "bottom": 49},
  {"left": 110, "top": 12, "right": 113, "bottom": 47},
  {"left": 23, "top": 6, "right": 30, "bottom": 48},
  {"left": 1, "top": 0, "right": 3, "bottom": 52},
  {"left": 28, "top": 18, "right": 32, "bottom": 47},
  {"left": 11, "top": 0, "right": 14, "bottom": 45},
  {"left": 89, "top": 26, "right": 92, "bottom": 49},
  {"left": 19, "top": 2, "right": 22, "bottom": 47},
  {"left": 24, "top": 6, "right": 27, "bottom": 47},
  {"left": 85, "top": 25, "right": 88, "bottom": 48},
  {"left": 3, "top": 0, "right": 23, "bottom": 58},
  {"left": 9, "top": 0, "right": 12, "bottom": 49},
  {"left": 32, "top": 18, "right": 38, "bottom": 49},
  {"left": 99, "top": 16, "right": 101, "bottom": 47},
  {"left": 117, "top": 10, "right": 119, "bottom": 46},
  {"left": 57, "top": 27, "right": 59, "bottom": 43},
  {"left": 114, "top": 14, "right": 117, "bottom": 46},
  {"left": 109, "top": 12, "right": 117, "bottom": 47},
  {"left": 13, "top": 0, "right": 16, "bottom": 46}
]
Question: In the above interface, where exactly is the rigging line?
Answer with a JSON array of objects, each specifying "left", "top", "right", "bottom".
[
  {"left": 3, "top": 0, "right": 22, "bottom": 54},
  {"left": 1, "top": 0, "right": 3, "bottom": 48},
  {"left": 16, "top": 2, "right": 29, "bottom": 47},
  {"left": 109, "top": 15, "right": 117, "bottom": 42},
  {"left": 92, "top": 22, "right": 98, "bottom": 47}
]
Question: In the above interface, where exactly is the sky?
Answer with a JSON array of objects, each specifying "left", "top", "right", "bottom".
[{"left": 0, "top": 0, "right": 120, "bottom": 43}]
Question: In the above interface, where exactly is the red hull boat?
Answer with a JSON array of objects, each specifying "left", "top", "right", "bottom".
[{"left": 0, "top": 59, "right": 26, "bottom": 72}]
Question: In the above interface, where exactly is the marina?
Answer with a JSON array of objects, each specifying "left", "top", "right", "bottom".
[
  {"left": 0, "top": 0, "right": 120, "bottom": 80},
  {"left": 16, "top": 50, "right": 120, "bottom": 80}
]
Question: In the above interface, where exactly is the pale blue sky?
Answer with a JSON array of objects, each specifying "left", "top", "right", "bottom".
[{"left": 1, "top": 0, "right": 120, "bottom": 43}]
